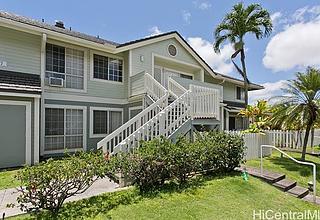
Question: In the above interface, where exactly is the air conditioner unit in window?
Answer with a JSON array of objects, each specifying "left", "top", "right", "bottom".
[{"left": 49, "top": 77, "right": 64, "bottom": 87}]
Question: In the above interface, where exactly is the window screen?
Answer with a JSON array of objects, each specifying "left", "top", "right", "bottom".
[
  {"left": 93, "top": 110, "right": 108, "bottom": 135},
  {"left": 93, "top": 54, "right": 123, "bottom": 82}
]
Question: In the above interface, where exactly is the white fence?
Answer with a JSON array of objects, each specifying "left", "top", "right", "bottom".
[{"left": 228, "top": 129, "right": 320, "bottom": 160}]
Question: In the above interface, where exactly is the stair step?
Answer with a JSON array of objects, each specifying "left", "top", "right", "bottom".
[
  {"left": 287, "top": 186, "right": 309, "bottom": 198},
  {"left": 273, "top": 179, "right": 297, "bottom": 191},
  {"left": 237, "top": 166, "right": 285, "bottom": 183}
]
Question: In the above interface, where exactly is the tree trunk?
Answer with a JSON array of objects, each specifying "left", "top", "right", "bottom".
[
  {"left": 311, "top": 127, "right": 315, "bottom": 153},
  {"left": 240, "top": 49, "right": 249, "bottom": 106},
  {"left": 301, "top": 122, "right": 312, "bottom": 161}
]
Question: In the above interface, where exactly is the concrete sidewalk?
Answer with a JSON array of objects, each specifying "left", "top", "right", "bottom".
[{"left": 0, "top": 177, "right": 119, "bottom": 218}]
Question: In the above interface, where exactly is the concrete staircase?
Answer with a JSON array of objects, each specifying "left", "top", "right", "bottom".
[{"left": 238, "top": 166, "right": 311, "bottom": 200}]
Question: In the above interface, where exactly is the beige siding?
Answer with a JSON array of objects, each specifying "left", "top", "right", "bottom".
[
  {"left": 131, "top": 38, "right": 200, "bottom": 76},
  {"left": 44, "top": 39, "right": 128, "bottom": 99},
  {"left": 0, "top": 26, "right": 41, "bottom": 74},
  {"left": 204, "top": 72, "right": 244, "bottom": 103}
]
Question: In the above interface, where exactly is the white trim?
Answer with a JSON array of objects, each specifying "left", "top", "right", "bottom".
[
  {"left": 128, "top": 106, "right": 143, "bottom": 119},
  {"left": 89, "top": 50, "right": 124, "bottom": 85},
  {"left": 89, "top": 106, "right": 124, "bottom": 138},
  {"left": 33, "top": 97, "right": 40, "bottom": 164},
  {"left": 153, "top": 53, "right": 202, "bottom": 70},
  {"left": 0, "top": 100, "right": 32, "bottom": 165},
  {"left": 44, "top": 40, "right": 88, "bottom": 93},
  {"left": 43, "top": 104, "right": 87, "bottom": 154},
  {"left": 0, "top": 91, "right": 40, "bottom": 98},
  {"left": 44, "top": 92, "right": 128, "bottom": 104}
]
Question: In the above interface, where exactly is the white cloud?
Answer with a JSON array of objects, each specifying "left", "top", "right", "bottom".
[
  {"left": 263, "top": 20, "right": 320, "bottom": 72},
  {"left": 270, "top": 12, "right": 282, "bottom": 27},
  {"left": 187, "top": 37, "right": 234, "bottom": 75},
  {"left": 182, "top": 10, "right": 191, "bottom": 24},
  {"left": 193, "top": 1, "right": 212, "bottom": 10},
  {"left": 147, "top": 26, "right": 163, "bottom": 37},
  {"left": 249, "top": 80, "right": 287, "bottom": 104}
]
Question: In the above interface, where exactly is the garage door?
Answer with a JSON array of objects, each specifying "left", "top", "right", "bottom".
[{"left": 0, "top": 102, "right": 30, "bottom": 168}]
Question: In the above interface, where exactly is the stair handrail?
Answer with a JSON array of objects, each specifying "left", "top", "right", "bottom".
[
  {"left": 98, "top": 93, "right": 168, "bottom": 152},
  {"left": 260, "top": 145, "right": 317, "bottom": 203},
  {"left": 168, "top": 77, "right": 187, "bottom": 98},
  {"left": 145, "top": 73, "right": 167, "bottom": 100},
  {"left": 113, "top": 90, "right": 191, "bottom": 154}
]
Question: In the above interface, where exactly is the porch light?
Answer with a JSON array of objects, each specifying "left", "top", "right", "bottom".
[{"left": 140, "top": 55, "right": 144, "bottom": 62}]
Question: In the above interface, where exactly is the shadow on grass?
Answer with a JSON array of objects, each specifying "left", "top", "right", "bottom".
[
  {"left": 25, "top": 172, "right": 239, "bottom": 220},
  {"left": 266, "top": 155, "right": 320, "bottom": 181}
]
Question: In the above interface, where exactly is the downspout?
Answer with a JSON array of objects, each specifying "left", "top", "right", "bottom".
[{"left": 40, "top": 33, "right": 47, "bottom": 157}]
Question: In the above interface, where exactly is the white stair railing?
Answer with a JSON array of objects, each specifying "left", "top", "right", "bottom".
[
  {"left": 99, "top": 76, "right": 221, "bottom": 155},
  {"left": 114, "top": 90, "right": 191, "bottom": 154},
  {"left": 98, "top": 73, "right": 168, "bottom": 153},
  {"left": 190, "top": 85, "right": 220, "bottom": 119},
  {"left": 145, "top": 73, "right": 167, "bottom": 101},
  {"left": 168, "top": 77, "right": 187, "bottom": 98}
]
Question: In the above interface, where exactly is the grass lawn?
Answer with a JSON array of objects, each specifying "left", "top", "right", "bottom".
[
  {"left": 246, "top": 150, "right": 320, "bottom": 195},
  {"left": 9, "top": 173, "right": 319, "bottom": 220},
  {"left": 0, "top": 169, "right": 20, "bottom": 190}
]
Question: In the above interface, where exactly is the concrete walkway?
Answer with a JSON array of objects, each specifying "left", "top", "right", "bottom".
[{"left": 0, "top": 177, "right": 119, "bottom": 218}]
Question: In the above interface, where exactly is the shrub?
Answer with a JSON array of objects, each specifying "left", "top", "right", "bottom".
[
  {"left": 197, "top": 131, "right": 245, "bottom": 172},
  {"left": 168, "top": 137, "right": 201, "bottom": 183},
  {"left": 114, "top": 138, "right": 172, "bottom": 191},
  {"left": 16, "top": 151, "right": 110, "bottom": 214},
  {"left": 114, "top": 132, "right": 245, "bottom": 192}
]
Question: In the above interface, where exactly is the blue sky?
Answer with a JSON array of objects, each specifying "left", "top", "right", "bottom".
[{"left": 1, "top": 0, "right": 320, "bottom": 103}]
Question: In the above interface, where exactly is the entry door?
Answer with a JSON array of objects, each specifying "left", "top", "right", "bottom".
[{"left": 0, "top": 103, "right": 28, "bottom": 168}]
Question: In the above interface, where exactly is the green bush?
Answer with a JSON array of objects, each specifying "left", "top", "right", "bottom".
[
  {"left": 113, "top": 138, "right": 172, "bottom": 191},
  {"left": 16, "top": 151, "right": 111, "bottom": 214},
  {"left": 114, "top": 132, "right": 245, "bottom": 191},
  {"left": 197, "top": 131, "right": 246, "bottom": 172},
  {"left": 168, "top": 137, "right": 201, "bottom": 183}
]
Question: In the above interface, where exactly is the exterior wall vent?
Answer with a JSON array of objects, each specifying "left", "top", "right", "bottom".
[
  {"left": 55, "top": 20, "right": 65, "bottom": 29},
  {"left": 168, "top": 44, "right": 177, "bottom": 57}
]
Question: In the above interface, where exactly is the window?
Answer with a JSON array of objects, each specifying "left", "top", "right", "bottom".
[
  {"left": 91, "top": 108, "right": 123, "bottom": 137},
  {"left": 93, "top": 54, "right": 123, "bottom": 82},
  {"left": 236, "top": 86, "right": 245, "bottom": 101},
  {"left": 180, "top": 73, "right": 193, "bottom": 80},
  {"left": 45, "top": 107, "right": 85, "bottom": 152},
  {"left": 46, "top": 43, "right": 85, "bottom": 90}
]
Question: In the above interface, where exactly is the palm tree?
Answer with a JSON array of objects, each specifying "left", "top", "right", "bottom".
[
  {"left": 214, "top": 3, "right": 272, "bottom": 105},
  {"left": 271, "top": 67, "right": 320, "bottom": 161}
]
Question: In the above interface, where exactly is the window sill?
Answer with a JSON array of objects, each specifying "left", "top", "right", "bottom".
[
  {"left": 89, "top": 133, "right": 108, "bottom": 139},
  {"left": 90, "top": 78, "right": 124, "bottom": 85}
]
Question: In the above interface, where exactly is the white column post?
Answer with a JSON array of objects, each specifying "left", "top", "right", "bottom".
[
  {"left": 225, "top": 110, "right": 229, "bottom": 131},
  {"left": 34, "top": 97, "right": 40, "bottom": 164},
  {"left": 40, "top": 33, "right": 47, "bottom": 155}
]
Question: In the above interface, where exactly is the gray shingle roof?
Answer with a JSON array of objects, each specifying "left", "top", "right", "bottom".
[
  {"left": 0, "top": 11, "right": 119, "bottom": 46},
  {"left": 0, "top": 70, "right": 41, "bottom": 94}
]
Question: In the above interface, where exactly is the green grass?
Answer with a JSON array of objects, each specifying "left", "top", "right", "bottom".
[
  {"left": 246, "top": 150, "right": 320, "bottom": 194},
  {"left": 0, "top": 168, "right": 20, "bottom": 190},
  {"left": 9, "top": 173, "right": 319, "bottom": 220}
]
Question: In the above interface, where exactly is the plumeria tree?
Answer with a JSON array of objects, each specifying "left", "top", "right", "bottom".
[{"left": 214, "top": 3, "right": 272, "bottom": 106}]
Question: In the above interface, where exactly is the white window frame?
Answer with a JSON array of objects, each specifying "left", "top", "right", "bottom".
[
  {"left": 89, "top": 106, "right": 124, "bottom": 138},
  {"left": 90, "top": 50, "right": 124, "bottom": 85},
  {"left": 235, "top": 86, "right": 245, "bottom": 102},
  {"left": 129, "top": 106, "right": 143, "bottom": 119},
  {"left": 43, "top": 104, "right": 87, "bottom": 154},
  {"left": 44, "top": 40, "right": 88, "bottom": 93}
]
